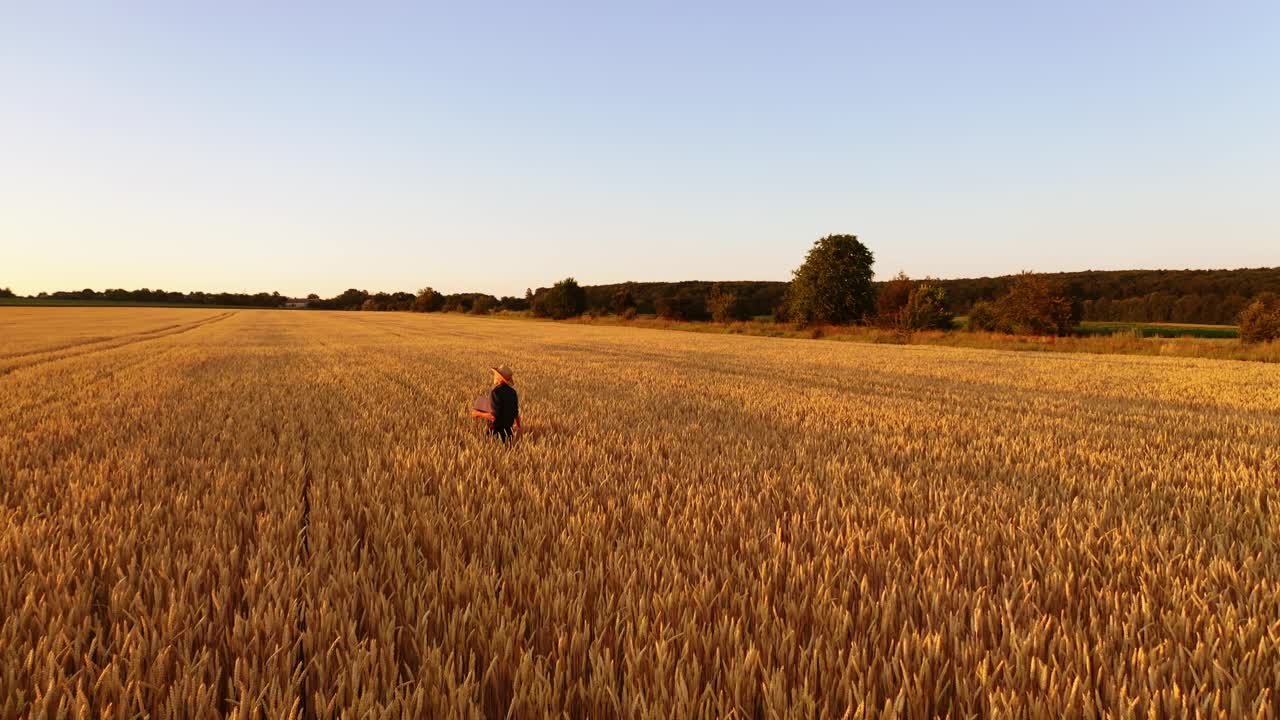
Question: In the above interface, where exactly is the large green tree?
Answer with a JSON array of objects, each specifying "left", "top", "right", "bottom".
[
  {"left": 532, "top": 277, "right": 588, "bottom": 319},
  {"left": 787, "top": 234, "right": 876, "bottom": 325}
]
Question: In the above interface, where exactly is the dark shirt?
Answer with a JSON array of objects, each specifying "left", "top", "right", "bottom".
[{"left": 489, "top": 383, "right": 519, "bottom": 433}]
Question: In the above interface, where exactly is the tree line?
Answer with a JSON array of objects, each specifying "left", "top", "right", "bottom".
[
  {"left": 505, "top": 235, "right": 1275, "bottom": 342},
  {"left": 3, "top": 287, "right": 291, "bottom": 307},
  {"left": 8, "top": 241, "right": 1278, "bottom": 342},
  {"left": 381, "top": 236, "right": 1082, "bottom": 336},
  {"left": 934, "top": 267, "right": 1280, "bottom": 326},
  {"left": 568, "top": 267, "right": 1280, "bottom": 327},
  {"left": 308, "top": 288, "right": 532, "bottom": 313}
]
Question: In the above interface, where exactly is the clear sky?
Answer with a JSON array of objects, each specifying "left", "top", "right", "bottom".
[{"left": 3, "top": 1, "right": 1277, "bottom": 298}]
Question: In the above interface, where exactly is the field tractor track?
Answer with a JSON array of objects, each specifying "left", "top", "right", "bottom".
[
  {"left": 0, "top": 311, "right": 237, "bottom": 377},
  {"left": 0, "top": 318, "right": 208, "bottom": 360}
]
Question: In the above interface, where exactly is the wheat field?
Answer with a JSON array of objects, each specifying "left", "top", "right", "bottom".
[{"left": 2, "top": 307, "right": 1278, "bottom": 718}]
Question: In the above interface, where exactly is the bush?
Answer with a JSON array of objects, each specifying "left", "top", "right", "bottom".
[
  {"left": 532, "top": 278, "right": 588, "bottom": 319},
  {"left": 997, "top": 273, "right": 1077, "bottom": 336},
  {"left": 967, "top": 301, "right": 998, "bottom": 332},
  {"left": 621, "top": 306, "right": 638, "bottom": 321},
  {"left": 707, "top": 283, "right": 748, "bottom": 323},
  {"left": 899, "top": 283, "right": 954, "bottom": 331},
  {"left": 470, "top": 296, "right": 496, "bottom": 315},
  {"left": 970, "top": 273, "right": 1077, "bottom": 336},
  {"left": 877, "top": 274, "right": 953, "bottom": 331},
  {"left": 786, "top": 234, "right": 876, "bottom": 326},
  {"left": 875, "top": 272, "right": 915, "bottom": 327},
  {"left": 771, "top": 300, "right": 791, "bottom": 324},
  {"left": 1240, "top": 293, "right": 1280, "bottom": 344}
]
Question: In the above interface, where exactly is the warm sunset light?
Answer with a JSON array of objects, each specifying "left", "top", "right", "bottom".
[{"left": 3, "top": 3, "right": 1277, "bottom": 717}]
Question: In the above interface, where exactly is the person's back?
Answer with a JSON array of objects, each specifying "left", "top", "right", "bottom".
[
  {"left": 472, "top": 364, "right": 521, "bottom": 441},
  {"left": 489, "top": 381, "right": 519, "bottom": 440}
]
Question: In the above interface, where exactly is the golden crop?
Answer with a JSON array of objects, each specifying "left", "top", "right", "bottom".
[{"left": 2, "top": 308, "right": 1278, "bottom": 718}]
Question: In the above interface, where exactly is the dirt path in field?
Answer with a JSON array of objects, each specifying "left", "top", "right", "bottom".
[{"left": 0, "top": 311, "right": 237, "bottom": 375}]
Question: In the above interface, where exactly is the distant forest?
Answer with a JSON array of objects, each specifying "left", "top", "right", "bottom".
[
  {"left": 7, "top": 287, "right": 290, "bottom": 307},
  {"left": 936, "top": 268, "right": 1280, "bottom": 325},
  {"left": 9, "top": 267, "right": 1279, "bottom": 325},
  {"left": 574, "top": 268, "right": 1280, "bottom": 325}
]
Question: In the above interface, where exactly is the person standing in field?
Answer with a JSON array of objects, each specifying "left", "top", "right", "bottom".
[{"left": 472, "top": 365, "right": 520, "bottom": 442}]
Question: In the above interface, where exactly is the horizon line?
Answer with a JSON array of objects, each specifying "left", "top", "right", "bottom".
[{"left": 7, "top": 264, "right": 1280, "bottom": 300}]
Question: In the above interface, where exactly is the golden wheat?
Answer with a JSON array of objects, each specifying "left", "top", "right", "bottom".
[{"left": 2, "top": 308, "right": 1277, "bottom": 718}]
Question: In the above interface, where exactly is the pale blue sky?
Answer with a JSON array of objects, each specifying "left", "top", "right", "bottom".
[{"left": 3, "top": 1, "right": 1277, "bottom": 297}]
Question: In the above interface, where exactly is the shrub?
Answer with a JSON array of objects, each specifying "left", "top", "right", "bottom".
[
  {"left": 878, "top": 275, "right": 953, "bottom": 332},
  {"left": 899, "top": 283, "right": 954, "bottom": 331},
  {"left": 1240, "top": 293, "right": 1280, "bottom": 344},
  {"left": 971, "top": 273, "right": 1077, "bottom": 336},
  {"left": 968, "top": 301, "right": 999, "bottom": 332},
  {"left": 876, "top": 272, "right": 915, "bottom": 327},
  {"left": 771, "top": 300, "right": 791, "bottom": 324},
  {"left": 786, "top": 234, "right": 876, "bottom": 326},
  {"left": 707, "top": 284, "right": 748, "bottom": 323},
  {"left": 997, "top": 273, "right": 1077, "bottom": 336},
  {"left": 470, "top": 296, "right": 496, "bottom": 315}
]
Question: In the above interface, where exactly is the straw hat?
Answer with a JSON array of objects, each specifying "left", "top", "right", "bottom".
[{"left": 491, "top": 365, "right": 514, "bottom": 383}]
